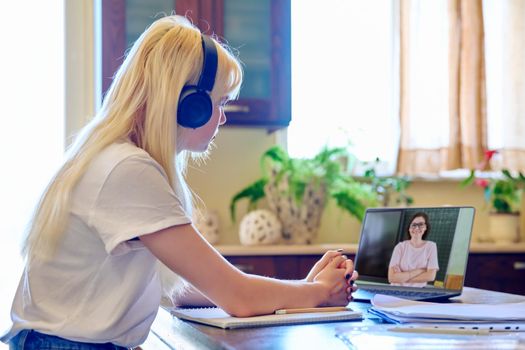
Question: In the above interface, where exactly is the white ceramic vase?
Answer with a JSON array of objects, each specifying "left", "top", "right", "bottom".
[{"left": 264, "top": 173, "right": 326, "bottom": 245}]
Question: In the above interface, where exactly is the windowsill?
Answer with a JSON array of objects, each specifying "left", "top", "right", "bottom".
[
  {"left": 369, "top": 169, "right": 510, "bottom": 183},
  {"left": 411, "top": 169, "right": 510, "bottom": 182},
  {"left": 353, "top": 169, "right": 473, "bottom": 183}
]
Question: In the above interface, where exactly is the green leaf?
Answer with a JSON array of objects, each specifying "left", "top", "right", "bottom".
[
  {"left": 502, "top": 169, "right": 514, "bottom": 180},
  {"left": 229, "top": 179, "right": 268, "bottom": 221},
  {"left": 459, "top": 170, "right": 476, "bottom": 187},
  {"left": 332, "top": 191, "right": 367, "bottom": 221}
]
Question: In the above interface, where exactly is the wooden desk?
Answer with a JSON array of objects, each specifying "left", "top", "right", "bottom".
[{"left": 143, "top": 287, "right": 525, "bottom": 350}]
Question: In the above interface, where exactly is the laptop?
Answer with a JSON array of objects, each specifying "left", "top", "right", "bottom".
[{"left": 352, "top": 206, "right": 475, "bottom": 302}]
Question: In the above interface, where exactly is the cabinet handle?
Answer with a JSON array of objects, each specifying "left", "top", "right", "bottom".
[
  {"left": 224, "top": 105, "right": 250, "bottom": 113},
  {"left": 514, "top": 262, "right": 525, "bottom": 270},
  {"left": 233, "top": 264, "right": 254, "bottom": 273}
]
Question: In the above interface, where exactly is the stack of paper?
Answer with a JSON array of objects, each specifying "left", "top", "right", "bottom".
[{"left": 370, "top": 294, "right": 525, "bottom": 331}]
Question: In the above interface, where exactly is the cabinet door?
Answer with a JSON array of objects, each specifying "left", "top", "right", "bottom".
[
  {"left": 465, "top": 253, "right": 525, "bottom": 295},
  {"left": 100, "top": 0, "right": 290, "bottom": 129},
  {"left": 101, "top": 0, "right": 215, "bottom": 95},
  {"left": 221, "top": 0, "right": 291, "bottom": 128},
  {"left": 226, "top": 256, "right": 299, "bottom": 279}
]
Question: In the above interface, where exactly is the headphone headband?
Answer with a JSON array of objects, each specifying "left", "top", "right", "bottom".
[{"left": 197, "top": 35, "right": 218, "bottom": 93}]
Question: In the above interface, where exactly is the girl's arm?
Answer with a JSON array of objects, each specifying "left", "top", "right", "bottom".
[
  {"left": 175, "top": 250, "right": 358, "bottom": 307},
  {"left": 140, "top": 224, "right": 350, "bottom": 317},
  {"left": 174, "top": 284, "right": 215, "bottom": 307}
]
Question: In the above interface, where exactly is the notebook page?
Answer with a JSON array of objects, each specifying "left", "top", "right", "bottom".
[{"left": 171, "top": 307, "right": 362, "bottom": 329}]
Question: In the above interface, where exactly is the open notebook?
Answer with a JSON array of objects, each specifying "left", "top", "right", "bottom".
[
  {"left": 353, "top": 206, "right": 475, "bottom": 302},
  {"left": 171, "top": 307, "right": 362, "bottom": 329}
]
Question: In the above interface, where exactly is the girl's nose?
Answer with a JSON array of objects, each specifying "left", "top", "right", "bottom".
[{"left": 219, "top": 108, "right": 227, "bottom": 125}]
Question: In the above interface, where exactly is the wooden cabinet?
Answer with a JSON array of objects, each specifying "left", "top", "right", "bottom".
[
  {"left": 100, "top": 0, "right": 290, "bottom": 129},
  {"left": 226, "top": 254, "right": 356, "bottom": 280},
  {"left": 225, "top": 252, "right": 525, "bottom": 295},
  {"left": 465, "top": 253, "right": 525, "bottom": 295}
]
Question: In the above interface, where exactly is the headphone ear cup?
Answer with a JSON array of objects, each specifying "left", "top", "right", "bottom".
[{"left": 177, "top": 86, "right": 213, "bottom": 128}]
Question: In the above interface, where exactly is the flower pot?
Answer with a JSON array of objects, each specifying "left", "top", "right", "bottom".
[
  {"left": 264, "top": 174, "right": 326, "bottom": 245},
  {"left": 488, "top": 212, "right": 520, "bottom": 243}
]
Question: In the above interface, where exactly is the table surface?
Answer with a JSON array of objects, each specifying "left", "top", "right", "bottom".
[{"left": 142, "top": 287, "right": 525, "bottom": 350}]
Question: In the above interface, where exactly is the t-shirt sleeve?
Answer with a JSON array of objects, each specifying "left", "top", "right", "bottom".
[
  {"left": 389, "top": 243, "right": 402, "bottom": 268},
  {"left": 89, "top": 155, "right": 192, "bottom": 255},
  {"left": 427, "top": 241, "right": 440, "bottom": 270}
]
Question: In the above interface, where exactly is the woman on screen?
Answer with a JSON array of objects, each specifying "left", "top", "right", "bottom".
[{"left": 388, "top": 212, "right": 439, "bottom": 287}]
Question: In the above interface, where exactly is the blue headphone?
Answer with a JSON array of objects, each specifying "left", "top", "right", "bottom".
[{"left": 177, "top": 35, "right": 218, "bottom": 129}]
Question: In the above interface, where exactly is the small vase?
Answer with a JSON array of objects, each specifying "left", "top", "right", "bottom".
[
  {"left": 264, "top": 173, "right": 326, "bottom": 245},
  {"left": 488, "top": 212, "right": 520, "bottom": 243}
]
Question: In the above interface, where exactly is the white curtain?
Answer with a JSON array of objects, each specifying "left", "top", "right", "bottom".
[
  {"left": 398, "top": 0, "right": 487, "bottom": 175},
  {"left": 398, "top": 0, "right": 525, "bottom": 175}
]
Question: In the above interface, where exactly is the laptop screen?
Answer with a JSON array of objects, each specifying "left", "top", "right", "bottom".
[{"left": 354, "top": 206, "right": 475, "bottom": 291}]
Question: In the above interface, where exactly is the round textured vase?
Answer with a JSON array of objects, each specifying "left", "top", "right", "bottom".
[{"left": 488, "top": 212, "right": 520, "bottom": 243}]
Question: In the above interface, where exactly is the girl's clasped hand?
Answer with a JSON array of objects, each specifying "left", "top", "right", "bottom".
[{"left": 306, "top": 250, "right": 359, "bottom": 305}]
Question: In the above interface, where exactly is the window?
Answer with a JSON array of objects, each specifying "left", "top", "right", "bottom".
[
  {"left": 290, "top": 0, "right": 525, "bottom": 175},
  {"left": 0, "top": 1, "right": 64, "bottom": 329},
  {"left": 289, "top": 0, "right": 399, "bottom": 175}
]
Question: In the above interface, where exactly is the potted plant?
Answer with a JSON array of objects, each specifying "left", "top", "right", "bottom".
[
  {"left": 461, "top": 150, "right": 525, "bottom": 242},
  {"left": 230, "top": 145, "right": 379, "bottom": 244}
]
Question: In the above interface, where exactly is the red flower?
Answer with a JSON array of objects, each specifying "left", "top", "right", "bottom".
[
  {"left": 484, "top": 149, "right": 498, "bottom": 161},
  {"left": 476, "top": 149, "right": 498, "bottom": 170},
  {"left": 474, "top": 178, "right": 490, "bottom": 188}
]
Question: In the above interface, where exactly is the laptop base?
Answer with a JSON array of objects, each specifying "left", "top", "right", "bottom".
[{"left": 352, "top": 287, "right": 460, "bottom": 303}]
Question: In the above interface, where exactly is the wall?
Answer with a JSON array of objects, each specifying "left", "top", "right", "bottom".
[{"left": 186, "top": 127, "right": 278, "bottom": 244}]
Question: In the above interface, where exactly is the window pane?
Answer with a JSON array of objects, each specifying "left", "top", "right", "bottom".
[
  {"left": 289, "top": 0, "right": 398, "bottom": 173},
  {"left": 0, "top": 0, "right": 64, "bottom": 331}
]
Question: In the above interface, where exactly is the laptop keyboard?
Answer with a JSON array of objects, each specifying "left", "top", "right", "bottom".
[{"left": 361, "top": 287, "right": 446, "bottom": 299}]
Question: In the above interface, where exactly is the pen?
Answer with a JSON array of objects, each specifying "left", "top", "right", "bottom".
[
  {"left": 275, "top": 306, "right": 351, "bottom": 315},
  {"left": 388, "top": 326, "right": 490, "bottom": 336}
]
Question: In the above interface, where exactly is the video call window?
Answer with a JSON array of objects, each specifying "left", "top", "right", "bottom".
[{"left": 355, "top": 207, "right": 473, "bottom": 290}]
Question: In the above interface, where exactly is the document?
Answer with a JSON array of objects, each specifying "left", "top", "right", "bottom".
[{"left": 171, "top": 306, "right": 362, "bottom": 329}]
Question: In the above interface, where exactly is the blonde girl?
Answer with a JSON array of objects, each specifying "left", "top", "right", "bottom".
[{"left": 2, "top": 15, "right": 357, "bottom": 349}]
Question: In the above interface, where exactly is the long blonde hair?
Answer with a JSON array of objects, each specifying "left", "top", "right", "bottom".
[{"left": 23, "top": 15, "right": 242, "bottom": 260}]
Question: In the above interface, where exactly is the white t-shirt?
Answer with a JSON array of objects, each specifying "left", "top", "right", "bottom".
[
  {"left": 1, "top": 141, "right": 191, "bottom": 347},
  {"left": 388, "top": 240, "right": 439, "bottom": 287}
]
